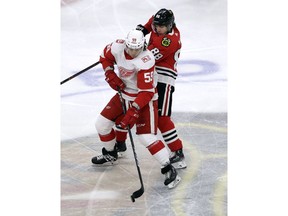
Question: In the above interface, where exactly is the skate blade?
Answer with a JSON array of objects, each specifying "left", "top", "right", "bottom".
[
  {"left": 167, "top": 175, "right": 181, "bottom": 189},
  {"left": 172, "top": 161, "right": 187, "bottom": 169},
  {"left": 92, "top": 160, "right": 118, "bottom": 166},
  {"left": 117, "top": 151, "right": 126, "bottom": 158}
]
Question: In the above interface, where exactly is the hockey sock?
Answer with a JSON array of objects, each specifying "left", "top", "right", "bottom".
[
  {"left": 115, "top": 116, "right": 128, "bottom": 142},
  {"left": 115, "top": 127, "right": 128, "bottom": 143},
  {"left": 147, "top": 140, "right": 170, "bottom": 166},
  {"left": 158, "top": 116, "right": 183, "bottom": 152},
  {"left": 98, "top": 129, "right": 116, "bottom": 151}
]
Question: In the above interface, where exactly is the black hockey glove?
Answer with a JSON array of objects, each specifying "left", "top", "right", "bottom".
[{"left": 136, "top": 24, "right": 149, "bottom": 36}]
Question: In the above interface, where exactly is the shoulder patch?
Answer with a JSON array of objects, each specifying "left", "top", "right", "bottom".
[
  {"left": 115, "top": 39, "right": 125, "bottom": 44},
  {"left": 161, "top": 37, "right": 171, "bottom": 47},
  {"left": 141, "top": 55, "right": 151, "bottom": 63}
]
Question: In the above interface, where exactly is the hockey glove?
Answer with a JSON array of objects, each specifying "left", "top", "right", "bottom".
[
  {"left": 105, "top": 70, "right": 125, "bottom": 91},
  {"left": 119, "top": 106, "right": 139, "bottom": 129},
  {"left": 136, "top": 24, "right": 149, "bottom": 36}
]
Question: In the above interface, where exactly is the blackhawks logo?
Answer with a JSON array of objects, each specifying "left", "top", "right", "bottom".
[{"left": 161, "top": 37, "right": 171, "bottom": 47}]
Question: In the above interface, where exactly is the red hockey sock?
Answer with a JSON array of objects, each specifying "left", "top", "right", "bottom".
[
  {"left": 147, "top": 140, "right": 165, "bottom": 155},
  {"left": 147, "top": 140, "right": 169, "bottom": 166},
  {"left": 115, "top": 129, "right": 127, "bottom": 142},
  {"left": 98, "top": 129, "right": 116, "bottom": 150},
  {"left": 115, "top": 115, "right": 128, "bottom": 142},
  {"left": 98, "top": 129, "right": 115, "bottom": 142},
  {"left": 158, "top": 116, "right": 183, "bottom": 152}
]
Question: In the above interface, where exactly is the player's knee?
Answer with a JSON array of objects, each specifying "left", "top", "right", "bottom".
[
  {"left": 95, "top": 115, "right": 115, "bottom": 135},
  {"left": 138, "top": 134, "right": 158, "bottom": 148}
]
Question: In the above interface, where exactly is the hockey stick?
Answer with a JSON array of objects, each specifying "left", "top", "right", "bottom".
[
  {"left": 60, "top": 61, "right": 100, "bottom": 85},
  {"left": 117, "top": 89, "right": 144, "bottom": 202}
]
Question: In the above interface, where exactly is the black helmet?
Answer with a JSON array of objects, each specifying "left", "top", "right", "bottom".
[{"left": 153, "top": 8, "right": 175, "bottom": 31}]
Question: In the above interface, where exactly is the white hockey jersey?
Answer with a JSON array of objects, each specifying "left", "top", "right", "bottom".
[{"left": 100, "top": 39, "right": 158, "bottom": 101}]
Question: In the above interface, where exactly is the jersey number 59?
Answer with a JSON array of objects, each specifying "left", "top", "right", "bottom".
[{"left": 144, "top": 71, "right": 154, "bottom": 83}]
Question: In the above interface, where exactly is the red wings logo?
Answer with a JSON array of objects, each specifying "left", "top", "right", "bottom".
[
  {"left": 141, "top": 55, "right": 151, "bottom": 63},
  {"left": 118, "top": 66, "right": 135, "bottom": 77}
]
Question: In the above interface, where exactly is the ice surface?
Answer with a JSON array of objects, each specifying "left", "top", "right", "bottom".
[
  {"left": 61, "top": 1, "right": 227, "bottom": 215},
  {"left": 61, "top": 0, "right": 227, "bottom": 140}
]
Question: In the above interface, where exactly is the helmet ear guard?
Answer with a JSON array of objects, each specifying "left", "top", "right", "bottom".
[{"left": 125, "top": 29, "right": 145, "bottom": 50}]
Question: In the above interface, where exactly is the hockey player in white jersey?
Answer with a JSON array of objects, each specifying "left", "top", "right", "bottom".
[{"left": 91, "top": 29, "right": 181, "bottom": 188}]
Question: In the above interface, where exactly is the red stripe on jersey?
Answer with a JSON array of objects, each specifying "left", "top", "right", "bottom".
[
  {"left": 122, "top": 90, "right": 138, "bottom": 98},
  {"left": 147, "top": 140, "right": 165, "bottom": 155}
]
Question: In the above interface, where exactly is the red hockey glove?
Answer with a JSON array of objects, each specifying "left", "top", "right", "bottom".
[
  {"left": 119, "top": 106, "right": 139, "bottom": 129},
  {"left": 105, "top": 70, "right": 125, "bottom": 91}
]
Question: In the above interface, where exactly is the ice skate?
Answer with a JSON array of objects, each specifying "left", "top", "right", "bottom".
[
  {"left": 170, "top": 148, "right": 187, "bottom": 169},
  {"left": 91, "top": 147, "right": 118, "bottom": 165},
  {"left": 161, "top": 164, "right": 181, "bottom": 189},
  {"left": 115, "top": 141, "right": 127, "bottom": 158}
]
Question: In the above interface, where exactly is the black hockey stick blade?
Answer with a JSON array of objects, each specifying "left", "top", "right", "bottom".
[
  {"left": 118, "top": 89, "right": 145, "bottom": 203},
  {"left": 131, "top": 186, "right": 144, "bottom": 202}
]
